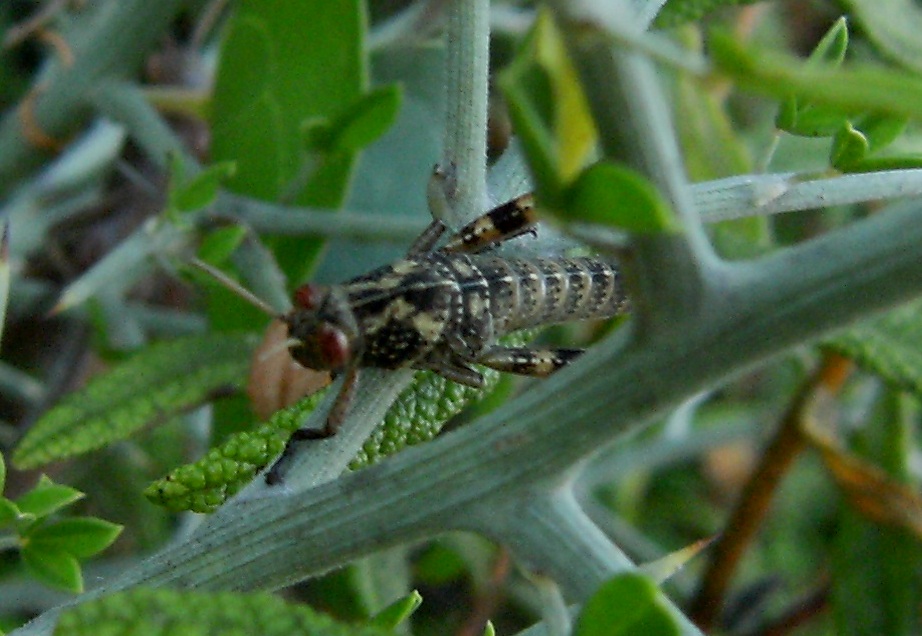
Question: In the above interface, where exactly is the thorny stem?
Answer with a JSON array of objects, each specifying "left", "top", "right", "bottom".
[{"left": 689, "top": 354, "right": 853, "bottom": 629}]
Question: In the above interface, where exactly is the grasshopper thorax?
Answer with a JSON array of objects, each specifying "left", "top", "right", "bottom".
[{"left": 284, "top": 283, "right": 361, "bottom": 372}]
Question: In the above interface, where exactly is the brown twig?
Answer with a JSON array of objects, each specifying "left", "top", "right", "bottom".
[{"left": 689, "top": 354, "right": 852, "bottom": 629}]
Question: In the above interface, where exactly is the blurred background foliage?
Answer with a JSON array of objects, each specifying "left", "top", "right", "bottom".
[{"left": 2, "top": 0, "right": 922, "bottom": 635}]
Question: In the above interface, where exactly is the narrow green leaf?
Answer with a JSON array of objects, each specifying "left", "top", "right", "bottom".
[
  {"left": 499, "top": 8, "right": 597, "bottom": 205},
  {"left": 775, "top": 18, "right": 850, "bottom": 137},
  {"left": 15, "top": 477, "right": 84, "bottom": 517},
  {"left": 0, "top": 451, "right": 5, "bottom": 494},
  {"left": 826, "top": 299, "right": 922, "bottom": 396},
  {"left": 27, "top": 517, "right": 122, "bottom": 558},
  {"left": 565, "top": 161, "right": 680, "bottom": 234},
  {"left": 482, "top": 621, "right": 496, "bottom": 636},
  {"left": 809, "top": 16, "right": 849, "bottom": 67},
  {"left": 574, "top": 573, "right": 681, "bottom": 636},
  {"left": 52, "top": 588, "right": 391, "bottom": 636},
  {"left": 13, "top": 332, "right": 257, "bottom": 469},
  {"left": 197, "top": 225, "right": 249, "bottom": 266},
  {"left": 370, "top": 590, "right": 422, "bottom": 629},
  {"left": 21, "top": 545, "right": 83, "bottom": 593},
  {"left": 170, "top": 161, "right": 237, "bottom": 213}
]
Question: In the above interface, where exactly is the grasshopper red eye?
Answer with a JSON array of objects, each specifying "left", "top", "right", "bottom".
[
  {"left": 294, "top": 284, "right": 321, "bottom": 309},
  {"left": 319, "top": 324, "right": 350, "bottom": 369}
]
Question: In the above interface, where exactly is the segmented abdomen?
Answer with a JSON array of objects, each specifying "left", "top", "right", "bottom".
[{"left": 445, "top": 253, "right": 628, "bottom": 337}]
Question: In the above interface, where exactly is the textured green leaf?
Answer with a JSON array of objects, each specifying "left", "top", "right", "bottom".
[
  {"left": 53, "top": 588, "right": 392, "bottom": 636},
  {"left": 147, "top": 332, "right": 534, "bottom": 513},
  {"left": 15, "top": 476, "right": 83, "bottom": 517},
  {"left": 574, "top": 573, "right": 681, "bottom": 636},
  {"left": 21, "top": 545, "right": 83, "bottom": 593},
  {"left": 13, "top": 332, "right": 258, "bottom": 469},
  {"left": 826, "top": 300, "right": 922, "bottom": 396},
  {"left": 27, "top": 517, "right": 122, "bottom": 558},
  {"left": 654, "top": 0, "right": 764, "bottom": 28}
]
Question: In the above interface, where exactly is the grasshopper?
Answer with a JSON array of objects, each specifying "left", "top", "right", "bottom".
[{"left": 199, "top": 193, "right": 628, "bottom": 483}]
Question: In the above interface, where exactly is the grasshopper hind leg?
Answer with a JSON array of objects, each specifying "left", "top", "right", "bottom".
[{"left": 475, "top": 347, "right": 584, "bottom": 377}]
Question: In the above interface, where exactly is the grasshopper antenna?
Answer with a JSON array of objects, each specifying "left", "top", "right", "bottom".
[{"left": 189, "top": 258, "right": 284, "bottom": 319}]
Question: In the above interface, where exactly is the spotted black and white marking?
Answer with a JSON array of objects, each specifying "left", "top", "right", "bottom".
[{"left": 268, "top": 194, "right": 628, "bottom": 483}]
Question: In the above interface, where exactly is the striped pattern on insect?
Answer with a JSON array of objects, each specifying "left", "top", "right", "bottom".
[{"left": 197, "top": 194, "right": 629, "bottom": 483}]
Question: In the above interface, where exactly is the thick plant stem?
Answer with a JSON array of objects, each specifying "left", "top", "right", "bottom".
[{"left": 439, "top": 0, "right": 491, "bottom": 225}]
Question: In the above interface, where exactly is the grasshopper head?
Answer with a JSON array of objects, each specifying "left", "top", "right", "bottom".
[{"left": 284, "top": 283, "right": 358, "bottom": 372}]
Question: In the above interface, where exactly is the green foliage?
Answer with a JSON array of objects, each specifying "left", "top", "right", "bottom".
[
  {"left": 1, "top": 462, "right": 122, "bottom": 593},
  {"left": 840, "top": 0, "right": 922, "bottom": 74},
  {"left": 653, "top": 0, "right": 765, "bottom": 28},
  {"left": 368, "top": 590, "right": 422, "bottom": 630},
  {"left": 210, "top": 0, "right": 369, "bottom": 286},
  {"left": 499, "top": 8, "right": 598, "bottom": 207},
  {"left": 53, "top": 588, "right": 392, "bottom": 636},
  {"left": 13, "top": 333, "right": 257, "bottom": 469},
  {"left": 166, "top": 157, "right": 237, "bottom": 215},
  {"left": 564, "top": 161, "right": 680, "bottom": 233},
  {"left": 145, "top": 348, "right": 513, "bottom": 512},
  {"left": 827, "top": 300, "right": 922, "bottom": 395},
  {"left": 574, "top": 574, "right": 682, "bottom": 636}
]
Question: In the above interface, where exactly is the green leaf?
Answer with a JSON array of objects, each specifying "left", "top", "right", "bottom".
[
  {"left": 499, "top": 8, "right": 597, "bottom": 205},
  {"left": 27, "top": 517, "right": 122, "bottom": 558},
  {"left": 775, "top": 18, "right": 850, "bottom": 137},
  {"left": 13, "top": 332, "right": 257, "bottom": 469},
  {"left": 148, "top": 332, "right": 535, "bottom": 512},
  {"left": 574, "top": 573, "right": 681, "bottom": 636},
  {"left": 197, "top": 225, "right": 249, "bottom": 266},
  {"left": 711, "top": 30, "right": 922, "bottom": 122},
  {"left": 482, "top": 621, "right": 495, "bottom": 636},
  {"left": 370, "top": 590, "right": 422, "bottom": 629},
  {"left": 841, "top": 0, "right": 922, "bottom": 74},
  {"left": 170, "top": 161, "right": 237, "bottom": 213},
  {"left": 565, "top": 161, "right": 680, "bottom": 234},
  {"left": 52, "top": 588, "right": 392, "bottom": 636},
  {"left": 15, "top": 476, "right": 84, "bottom": 517},
  {"left": 21, "top": 545, "right": 83, "bottom": 593},
  {"left": 826, "top": 299, "right": 922, "bottom": 396},
  {"left": 854, "top": 112, "right": 908, "bottom": 153},
  {"left": 0, "top": 451, "right": 5, "bottom": 494},
  {"left": 308, "top": 85, "right": 402, "bottom": 154},
  {"left": 830, "top": 122, "right": 870, "bottom": 171},
  {"left": 0, "top": 498, "right": 19, "bottom": 527}
]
